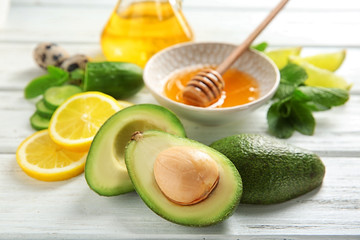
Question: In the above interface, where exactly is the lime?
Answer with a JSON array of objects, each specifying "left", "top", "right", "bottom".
[
  {"left": 266, "top": 47, "right": 302, "bottom": 69},
  {"left": 295, "top": 61, "right": 352, "bottom": 90},
  {"left": 296, "top": 50, "right": 346, "bottom": 72}
]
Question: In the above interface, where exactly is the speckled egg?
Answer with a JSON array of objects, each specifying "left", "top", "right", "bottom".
[
  {"left": 33, "top": 42, "right": 69, "bottom": 69},
  {"left": 60, "top": 54, "right": 89, "bottom": 72}
]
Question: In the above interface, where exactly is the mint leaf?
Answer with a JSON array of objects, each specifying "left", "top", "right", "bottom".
[
  {"left": 47, "top": 66, "right": 69, "bottom": 85},
  {"left": 297, "top": 86, "right": 349, "bottom": 111},
  {"left": 47, "top": 65, "right": 67, "bottom": 78},
  {"left": 70, "top": 68, "right": 84, "bottom": 81},
  {"left": 267, "top": 56, "right": 350, "bottom": 139},
  {"left": 305, "top": 102, "right": 332, "bottom": 111},
  {"left": 273, "top": 64, "right": 308, "bottom": 100},
  {"left": 68, "top": 68, "right": 85, "bottom": 87},
  {"left": 280, "top": 63, "right": 308, "bottom": 86},
  {"left": 289, "top": 101, "right": 315, "bottom": 136},
  {"left": 292, "top": 88, "right": 311, "bottom": 102},
  {"left": 274, "top": 81, "right": 297, "bottom": 100},
  {"left": 267, "top": 101, "right": 295, "bottom": 139},
  {"left": 277, "top": 98, "right": 292, "bottom": 118},
  {"left": 24, "top": 66, "right": 69, "bottom": 99},
  {"left": 251, "top": 42, "right": 268, "bottom": 52}
]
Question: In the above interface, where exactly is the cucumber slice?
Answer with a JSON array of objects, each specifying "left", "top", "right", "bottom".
[
  {"left": 44, "top": 85, "right": 83, "bottom": 110},
  {"left": 30, "top": 113, "right": 50, "bottom": 130},
  {"left": 36, "top": 99, "right": 55, "bottom": 118}
]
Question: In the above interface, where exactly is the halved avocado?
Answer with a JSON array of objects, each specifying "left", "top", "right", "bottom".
[
  {"left": 85, "top": 104, "right": 186, "bottom": 196},
  {"left": 125, "top": 130, "right": 242, "bottom": 226}
]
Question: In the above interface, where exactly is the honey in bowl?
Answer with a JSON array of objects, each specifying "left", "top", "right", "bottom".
[{"left": 164, "top": 66, "right": 260, "bottom": 108}]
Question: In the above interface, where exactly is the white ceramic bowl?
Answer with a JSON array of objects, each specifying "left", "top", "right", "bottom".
[{"left": 143, "top": 42, "right": 280, "bottom": 125}]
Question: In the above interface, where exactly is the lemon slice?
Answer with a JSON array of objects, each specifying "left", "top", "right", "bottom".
[
  {"left": 16, "top": 130, "right": 87, "bottom": 181},
  {"left": 266, "top": 47, "right": 302, "bottom": 69},
  {"left": 49, "top": 91, "right": 122, "bottom": 151},
  {"left": 301, "top": 49, "right": 346, "bottom": 72},
  {"left": 294, "top": 60, "right": 352, "bottom": 90}
]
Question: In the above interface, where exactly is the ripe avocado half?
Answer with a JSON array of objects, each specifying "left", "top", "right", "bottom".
[
  {"left": 210, "top": 134, "right": 325, "bottom": 204},
  {"left": 125, "top": 130, "right": 242, "bottom": 226},
  {"left": 85, "top": 104, "right": 186, "bottom": 196}
]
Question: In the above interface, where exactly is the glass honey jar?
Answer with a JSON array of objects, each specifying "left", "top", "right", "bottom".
[{"left": 100, "top": 0, "right": 194, "bottom": 68}]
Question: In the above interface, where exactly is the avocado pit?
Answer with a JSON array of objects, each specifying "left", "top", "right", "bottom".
[{"left": 153, "top": 146, "right": 219, "bottom": 205}]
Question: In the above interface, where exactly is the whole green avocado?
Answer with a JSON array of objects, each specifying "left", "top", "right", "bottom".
[{"left": 210, "top": 134, "right": 325, "bottom": 204}]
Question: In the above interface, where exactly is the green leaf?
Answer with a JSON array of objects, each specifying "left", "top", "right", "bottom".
[
  {"left": 277, "top": 98, "right": 292, "bottom": 118},
  {"left": 251, "top": 42, "right": 268, "bottom": 52},
  {"left": 47, "top": 65, "right": 67, "bottom": 78},
  {"left": 292, "top": 88, "right": 311, "bottom": 102},
  {"left": 289, "top": 101, "right": 315, "bottom": 136},
  {"left": 305, "top": 102, "right": 331, "bottom": 111},
  {"left": 280, "top": 63, "right": 308, "bottom": 86},
  {"left": 274, "top": 81, "right": 297, "bottom": 100},
  {"left": 70, "top": 69, "right": 84, "bottom": 80},
  {"left": 297, "top": 86, "right": 349, "bottom": 111},
  {"left": 24, "top": 66, "right": 69, "bottom": 99},
  {"left": 265, "top": 49, "right": 350, "bottom": 139},
  {"left": 267, "top": 101, "right": 295, "bottom": 138},
  {"left": 68, "top": 68, "right": 85, "bottom": 86}
]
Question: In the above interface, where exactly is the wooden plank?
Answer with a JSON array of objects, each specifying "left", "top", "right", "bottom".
[
  {"left": 1, "top": 5, "right": 360, "bottom": 47},
  {"left": 0, "top": 43, "right": 100, "bottom": 90},
  {"left": 10, "top": 0, "right": 360, "bottom": 10},
  {"left": 0, "top": 43, "right": 358, "bottom": 93},
  {"left": 1, "top": 2, "right": 359, "bottom": 238},
  {"left": 1, "top": 88, "right": 359, "bottom": 156},
  {"left": 1, "top": 153, "right": 359, "bottom": 238}
]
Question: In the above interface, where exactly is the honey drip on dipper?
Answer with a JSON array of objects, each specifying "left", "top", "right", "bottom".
[{"left": 181, "top": 0, "right": 289, "bottom": 107}]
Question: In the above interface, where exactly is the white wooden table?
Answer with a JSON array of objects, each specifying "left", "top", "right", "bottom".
[{"left": 1, "top": 0, "right": 359, "bottom": 239}]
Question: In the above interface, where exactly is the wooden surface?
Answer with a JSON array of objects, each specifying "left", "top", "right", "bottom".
[{"left": 0, "top": 0, "right": 359, "bottom": 239}]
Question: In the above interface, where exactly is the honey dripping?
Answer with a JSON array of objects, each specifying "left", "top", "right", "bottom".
[
  {"left": 164, "top": 66, "right": 260, "bottom": 108},
  {"left": 101, "top": 0, "right": 194, "bottom": 68}
]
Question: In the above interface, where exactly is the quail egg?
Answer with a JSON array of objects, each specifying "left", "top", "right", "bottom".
[
  {"left": 33, "top": 42, "right": 69, "bottom": 69},
  {"left": 61, "top": 54, "right": 89, "bottom": 72}
]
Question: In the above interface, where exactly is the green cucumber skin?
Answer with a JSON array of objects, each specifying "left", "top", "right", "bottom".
[
  {"left": 30, "top": 113, "right": 50, "bottom": 130},
  {"left": 36, "top": 99, "right": 55, "bottom": 119},
  {"left": 84, "top": 62, "right": 144, "bottom": 99}
]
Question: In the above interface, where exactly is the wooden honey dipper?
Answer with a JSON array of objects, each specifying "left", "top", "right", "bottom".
[{"left": 182, "top": 0, "right": 289, "bottom": 107}]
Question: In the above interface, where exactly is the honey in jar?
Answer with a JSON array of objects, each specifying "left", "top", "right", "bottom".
[
  {"left": 101, "top": 0, "right": 194, "bottom": 68},
  {"left": 164, "top": 66, "right": 260, "bottom": 108}
]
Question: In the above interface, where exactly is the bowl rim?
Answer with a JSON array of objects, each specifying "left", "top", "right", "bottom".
[{"left": 143, "top": 41, "right": 280, "bottom": 113}]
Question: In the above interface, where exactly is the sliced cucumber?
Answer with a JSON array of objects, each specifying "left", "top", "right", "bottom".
[
  {"left": 30, "top": 113, "right": 50, "bottom": 130},
  {"left": 44, "top": 85, "right": 83, "bottom": 110},
  {"left": 36, "top": 99, "right": 55, "bottom": 118}
]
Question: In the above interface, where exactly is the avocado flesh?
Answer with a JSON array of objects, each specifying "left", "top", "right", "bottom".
[
  {"left": 210, "top": 134, "right": 325, "bottom": 204},
  {"left": 125, "top": 130, "right": 242, "bottom": 226},
  {"left": 85, "top": 104, "right": 186, "bottom": 196}
]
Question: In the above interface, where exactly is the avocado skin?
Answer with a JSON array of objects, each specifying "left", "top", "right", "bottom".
[{"left": 210, "top": 134, "right": 325, "bottom": 204}]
